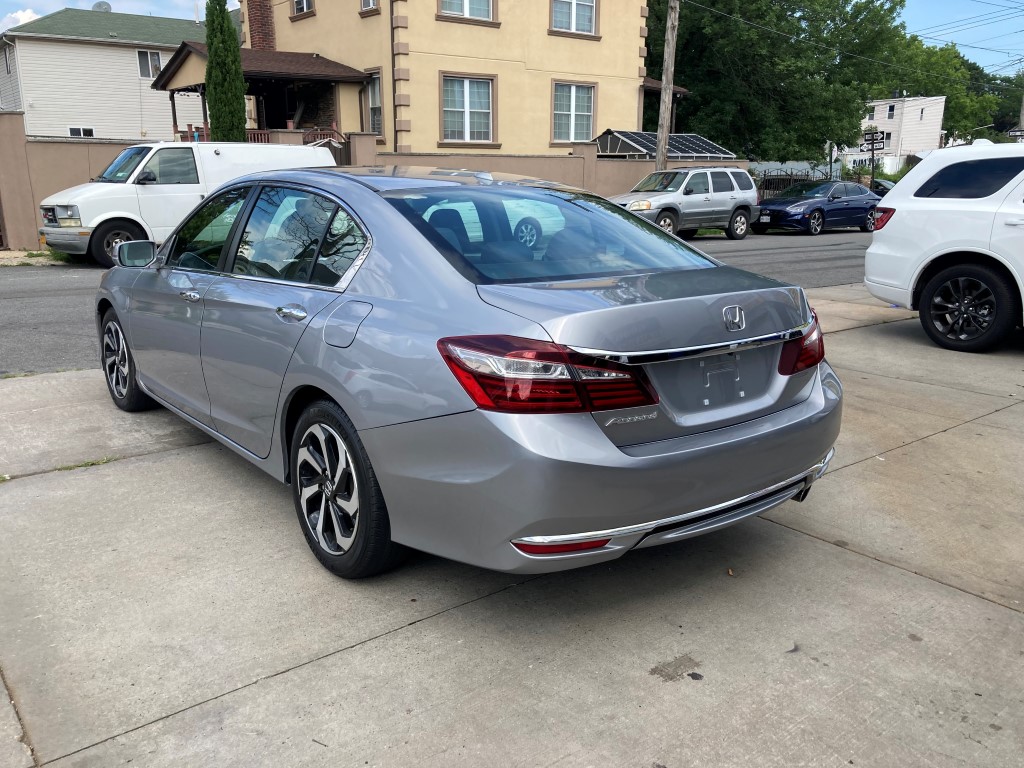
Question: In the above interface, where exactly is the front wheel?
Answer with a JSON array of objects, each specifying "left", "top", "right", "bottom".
[
  {"left": 291, "top": 400, "right": 405, "bottom": 578},
  {"left": 655, "top": 210, "right": 678, "bottom": 234},
  {"left": 726, "top": 209, "right": 749, "bottom": 240},
  {"left": 514, "top": 217, "right": 542, "bottom": 249},
  {"left": 100, "top": 309, "right": 156, "bottom": 412},
  {"left": 806, "top": 210, "right": 824, "bottom": 236},
  {"left": 918, "top": 265, "right": 1018, "bottom": 352},
  {"left": 90, "top": 220, "right": 145, "bottom": 268},
  {"left": 860, "top": 209, "right": 876, "bottom": 233}
]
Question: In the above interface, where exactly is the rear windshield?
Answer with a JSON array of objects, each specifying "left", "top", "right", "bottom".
[
  {"left": 384, "top": 186, "right": 715, "bottom": 284},
  {"left": 631, "top": 172, "right": 687, "bottom": 193}
]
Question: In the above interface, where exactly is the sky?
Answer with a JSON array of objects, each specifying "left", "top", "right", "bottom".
[{"left": 2, "top": 0, "right": 1024, "bottom": 75}]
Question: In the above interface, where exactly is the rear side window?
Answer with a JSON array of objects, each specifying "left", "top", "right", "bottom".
[
  {"left": 310, "top": 209, "right": 368, "bottom": 287},
  {"left": 730, "top": 171, "right": 754, "bottom": 191},
  {"left": 914, "top": 158, "right": 1024, "bottom": 199},
  {"left": 711, "top": 171, "right": 735, "bottom": 193}
]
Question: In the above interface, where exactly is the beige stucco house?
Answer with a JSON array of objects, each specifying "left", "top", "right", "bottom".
[{"left": 210, "top": 0, "right": 650, "bottom": 154}]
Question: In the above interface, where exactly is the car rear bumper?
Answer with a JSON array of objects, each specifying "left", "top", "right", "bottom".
[
  {"left": 360, "top": 361, "right": 843, "bottom": 573},
  {"left": 864, "top": 278, "right": 912, "bottom": 309},
  {"left": 39, "top": 226, "right": 91, "bottom": 254}
]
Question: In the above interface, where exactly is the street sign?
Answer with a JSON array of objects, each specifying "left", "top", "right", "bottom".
[
  {"left": 863, "top": 131, "right": 884, "bottom": 142},
  {"left": 1008, "top": 129, "right": 1024, "bottom": 137},
  {"left": 859, "top": 141, "right": 885, "bottom": 152}
]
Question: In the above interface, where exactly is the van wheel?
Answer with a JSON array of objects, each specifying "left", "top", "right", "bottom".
[
  {"left": 90, "top": 221, "right": 145, "bottom": 268},
  {"left": 919, "top": 264, "right": 1018, "bottom": 352},
  {"left": 655, "top": 211, "right": 678, "bottom": 233},
  {"left": 726, "top": 210, "right": 749, "bottom": 240}
]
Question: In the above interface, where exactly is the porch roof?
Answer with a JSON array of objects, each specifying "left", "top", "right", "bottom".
[{"left": 153, "top": 41, "right": 369, "bottom": 92}]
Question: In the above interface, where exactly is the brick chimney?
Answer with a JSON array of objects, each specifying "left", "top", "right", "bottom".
[{"left": 245, "top": 0, "right": 276, "bottom": 51}]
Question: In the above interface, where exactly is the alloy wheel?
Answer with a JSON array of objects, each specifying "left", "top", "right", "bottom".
[
  {"left": 733, "top": 214, "right": 748, "bottom": 236},
  {"left": 103, "top": 229, "right": 134, "bottom": 259},
  {"left": 296, "top": 422, "right": 360, "bottom": 555},
  {"left": 929, "top": 277, "right": 996, "bottom": 342},
  {"left": 864, "top": 211, "right": 876, "bottom": 231},
  {"left": 808, "top": 211, "right": 823, "bottom": 235},
  {"left": 657, "top": 215, "right": 675, "bottom": 232},
  {"left": 516, "top": 221, "right": 539, "bottom": 248},
  {"left": 102, "top": 321, "right": 129, "bottom": 399}
]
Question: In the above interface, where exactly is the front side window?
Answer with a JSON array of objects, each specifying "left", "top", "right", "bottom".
[
  {"left": 442, "top": 76, "right": 492, "bottom": 142},
  {"left": 440, "top": 0, "right": 492, "bottom": 19},
  {"left": 553, "top": 83, "right": 593, "bottom": 142},
  {"left": 367, "top": 72, "right": 382, "bottom": 135},
  {"left": 294, "top": 0, "right": 314, "bottom": 14},
  {"left": 914, "top": 158, "right": 1024, "bottom": 199},
  {"left": 632, "top": 171, "right": 686, "bottom": 193},
  {"left": 684, "top": 172, "right": 709, "bottom": 195},
  {"left": 139, "top": 148, "right": 199, "bottom": 184},
  {"left": 552, "top": 0, "right": 595, "bottom": 34},
  {"left": 168, "top": 187, "right": 250, "bottom": 271},
  {"left": 96, "top": 146, "right": 151, "bottom": 182},
  {"left": 233, "top": 187, "right": 336, "bottom": 281},
  {"left": 137, "top": 50, "right": 161, "bottom": 79}
]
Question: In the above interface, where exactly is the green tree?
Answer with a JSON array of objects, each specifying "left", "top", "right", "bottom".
[{"left": 205, "top": 0, "right": 246, "bottom": 142}]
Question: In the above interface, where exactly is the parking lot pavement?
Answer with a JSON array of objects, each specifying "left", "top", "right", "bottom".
[{"left": 1, "top": 284, "right": 1022, "bottom": 766}]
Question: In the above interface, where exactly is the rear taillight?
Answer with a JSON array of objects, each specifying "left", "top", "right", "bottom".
[
  {"left": 873, "top": 207, "right": 895, "bottom": 230},
  {"left": 438, "top": 335, "right": 659, "bottom": 414},
  {"left": 778, "top": 314, "right": 825, "bottom": 375}
]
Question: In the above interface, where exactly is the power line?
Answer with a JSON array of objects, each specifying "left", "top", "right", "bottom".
[{"left": 678, "top": 0, "right": 1024, "bottom": 93}]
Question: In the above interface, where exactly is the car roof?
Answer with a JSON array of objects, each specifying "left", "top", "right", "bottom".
[
  {"left": 225, "top": 165, "right": 582, "bottom": 194},
  {"left": 646, "top": 167, "right": 750, "bottom": 174}
]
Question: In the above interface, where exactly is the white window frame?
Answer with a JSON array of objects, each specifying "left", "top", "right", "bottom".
[
  {"left": 887, "top": 104, "right": 895, "bottom": 119},
  {"left": 440, "top": 0, "right": 493, "bottom": 20},
  {"left": 361, "top": 0, "right": 378, "bottom": 9},
  {"left": 883, "top": 132, "right": 892, "bottom": 149},
  {"left": 294, "top": 0, "right": 314, "bottom": 15},
  {"left": 552, "top": 0, "right": 596, "bottom": 35},
  {"left": 552, "top": 82, "right": 594, "bottom": 143},
  {"left": 442, "top": 76, "right": 493, "bottom": 143},
  {"left": 367, "top": 72, "right": 382, "bottom": 135},
  {"left": 137, "top": 50, "right": 161, "bottom": 79},
  {"left": 68, "top": 127, "right": 95, "bottom": 138},
  {"left": 866, "top": 106, "right": 874, "bottom": 121}
]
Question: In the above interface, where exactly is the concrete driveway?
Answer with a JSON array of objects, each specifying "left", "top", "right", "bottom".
[{"left": 1, "top": 286, "right": 1022, "bottom": 767}]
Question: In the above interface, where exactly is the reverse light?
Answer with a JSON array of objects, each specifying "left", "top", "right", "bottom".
[
  {"left": 777, "top": 314, "right": 825, "bottom": 375},
  {"left": 512, "top": 538, "right": 611, "bottom": 555},
  {"left": 873, "top": 207, "right": 895, "bottom": 230},
  {"left": 627, "top": 200, "right": 652, "bottom": 211},
  {"left": 438, "top": 335, "right": 659, "bottom": 414}
]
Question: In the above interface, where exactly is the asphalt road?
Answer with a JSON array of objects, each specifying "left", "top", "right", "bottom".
[{"left": 0, "top": 230, "right": 871, "bottom": 375}]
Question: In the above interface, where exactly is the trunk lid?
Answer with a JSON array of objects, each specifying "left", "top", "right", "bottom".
[{"left": 478, "top": 266, "right": 817, "bottom": 446}]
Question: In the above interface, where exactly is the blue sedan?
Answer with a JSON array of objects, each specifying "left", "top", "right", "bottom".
[{"left": 753, "top": 181, "right": 881, "bottom": 235}]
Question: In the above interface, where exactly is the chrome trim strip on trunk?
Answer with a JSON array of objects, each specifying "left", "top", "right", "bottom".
[
  {"left": 511, "top": 448, "right": 834, "bottom": 546},
  {"left": 567, "top": 321, "right": 813, "bottom": 365}
]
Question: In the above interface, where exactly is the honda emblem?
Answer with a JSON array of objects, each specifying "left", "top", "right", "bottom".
[{"left": 723, "top": 305, "right": 745, "bottom": 332}]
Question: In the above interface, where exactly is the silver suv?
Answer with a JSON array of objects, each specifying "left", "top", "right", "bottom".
[{"left": 610, "top": 168, "right": 761, "bottom": 240}]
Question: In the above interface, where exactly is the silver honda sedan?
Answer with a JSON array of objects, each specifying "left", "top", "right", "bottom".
[{"left": 97, "top": 167, "right": 842, "bottom": 578}]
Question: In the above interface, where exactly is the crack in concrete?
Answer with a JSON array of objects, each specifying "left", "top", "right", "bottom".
[{"left": 1, "top": 663, "right": 40, "bottom": 767}]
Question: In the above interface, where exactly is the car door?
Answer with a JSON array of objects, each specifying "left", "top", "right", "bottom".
[
  {"left": 988, "top": 175, "right": 1024, "bottom": 271},
  {"left": 822, "top": 183, "right": 847, "bottom": 227},
  {"left": 135, "top": 147, "right": 206, "bottom": 243},
  {"left": 129, "top": 185, "right": 252, "bottom": 425},
  {"left": 680, "top": 172, "right": 714, "bottom": 228},
  {"left": 843, "top": 183, "right": 868, "bottom": 225},
  {"left": 200, "top": 185, "right": 361, "bottom": 458},
  {"left": 709, "top": 170, "right": 737, "bottom": 227}
]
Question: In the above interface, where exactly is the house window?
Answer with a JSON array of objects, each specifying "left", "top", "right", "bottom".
[
  {"left": 883, "top": 132, "right": 892, "bottom": 149},
  {"left": 361, "top": 0, "right": 378, "bottom": 9},
  {"left": 69, "top": 127, "right": 95, "bottom": 138},
  {"left": 294, "top": 0, "right": 314, "bottom": 14},
  {"left": 441, "top": 0, "right": 492, "bottom": 19},
  {"left": 553, "top": 83, "right": 594, "bottom": 142},
  {"left": 137, "top": 50, "right": 161, "bottom": 79},
  {"left": 3, "top": 46, "right": 10, "bottom": 75},
  {"left": 866, "top": 106, "right": 875, "bottom": 121},
  {"left": 367, "top": 72, "right": 382, "bottom": 135},
  {"left": 887, "top": 104, "right": 895, "bottom": 119},
  {"left": 552, "top": 0, "right": 596, "bottom": 35},
  {"left": 442, "top": 76, "right": 493, "bottom": 142}
]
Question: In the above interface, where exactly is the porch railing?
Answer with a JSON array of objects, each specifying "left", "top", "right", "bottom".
[
  {"left": 247, "top": 129, "right": 271, "bottom": 144},
  {"left": 177, "top": 127, "right": 273, "bottom": 143},
  {"left": 303, "top": 129, "right": 343, "bottom": 145}
]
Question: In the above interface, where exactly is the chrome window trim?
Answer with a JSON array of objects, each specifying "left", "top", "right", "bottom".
[
  {"left": 567, "top": 320, "right": 813, "bottom": 366},
  {"left": 512, "top": 449, "right": 834, "bottom": 546}
]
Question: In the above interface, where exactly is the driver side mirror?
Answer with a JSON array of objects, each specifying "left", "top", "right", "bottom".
[
  {"left": 683, "top": 187, "right": 694, "bottom": 196},
  {"left": 135, "top": 170, "right": 157, "bottom": 185},
  {"left": 829, "top": 193, "right": 842, "bottom": 201},
  {"left": 116, "top": 240, "right": 156, "bottom": 268}
]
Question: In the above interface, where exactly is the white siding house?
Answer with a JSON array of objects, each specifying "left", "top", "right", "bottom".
[
  {"left": 0, "top": 8, "right": 218, "bottom": 141},
  {"left": 841, "top": 95, "right": 946, "bottom": 174}
]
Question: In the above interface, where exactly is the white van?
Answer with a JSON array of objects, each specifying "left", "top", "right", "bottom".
[{"left": 38, "top": 142, "right": 336, "bottom": 266}]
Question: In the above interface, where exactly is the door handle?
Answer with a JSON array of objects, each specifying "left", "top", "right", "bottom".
[
  {"left": 179, "top": 290, "right": 201, "bottom": 303},
  {"left": 1004, "top": 218, "right": 1024, "bottom": 226},
  {"left": 276, "top": 305, "right": 308, "bottom": 321},
  {"left": 703, "top": 197, "right": 711, "bottom": 201}
]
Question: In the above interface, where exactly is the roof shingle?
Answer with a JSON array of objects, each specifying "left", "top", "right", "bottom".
[{"left": 4, "top": 8, "right": 239, "bottom": 48}]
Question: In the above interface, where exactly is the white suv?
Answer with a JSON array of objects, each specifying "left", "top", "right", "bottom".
[{"left": 865, "top": 142, "right": 1024, "bottom": 352}]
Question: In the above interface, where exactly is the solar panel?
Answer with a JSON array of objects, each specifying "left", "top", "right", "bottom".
[{"left": 607, "top": 131, "right": 735, "bottom": 159}]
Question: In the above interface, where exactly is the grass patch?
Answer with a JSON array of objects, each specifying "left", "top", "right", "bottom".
[
  {"left": 0, "top": 474, "right": 10, "bottom": 484},
  {"left": 696, "top": 229, "right": 722, "bottom": 236},
  {"left": 1, "top": 372, "right": 35, "bottom": 379},
  {"left": 56, "top": 457, "right": 116, "bottom": 472}
]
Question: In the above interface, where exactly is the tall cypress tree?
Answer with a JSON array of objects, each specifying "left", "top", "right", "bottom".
[{"left": 205, "top": 0, "right": 247, "bottom": 142}]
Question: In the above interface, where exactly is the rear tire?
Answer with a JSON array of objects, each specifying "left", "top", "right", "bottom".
[
  {"left": 655, "top": 210, "right": 678, "bottom": 234},
  {"left": 918, "top": 264, "right": 1018, "bottom": 352},
  {"left": 290, "top": 400, "right": 406, "bottom": 578},
  {"left": 860, "top": 209, "right": 876, "bottom": 233},
  {"left": 100, "top": 309, "right": 156, "bottom": 412},
  {"left": 90, "top": 220, "right": 145, "bottom": 268},
  {"left": 726, "top": 209, "right": 749, "bottom": 240}
]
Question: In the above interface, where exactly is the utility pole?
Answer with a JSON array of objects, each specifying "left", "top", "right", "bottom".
[{"left": 656, "top": 0, "right": 680, "bottom": 171}]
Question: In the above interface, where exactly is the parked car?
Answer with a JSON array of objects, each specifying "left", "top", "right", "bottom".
[
  {"left": 754, "top": 181, "right": 880, "bottom": 235},
  {"left": 608, "top": 167, "right": 761, "bottom": 240},
  {"left": 865, "top": 142, "right": 1024, "bottom": 352},
  {"left": 870, "top": 178, "right": 896, "bottom": 196},
  {"left": 97, "top": 167, "right": 842, "bottom": 578},
  {"left": 39, "top": 142, "right": 335, "bottom": 267}
]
